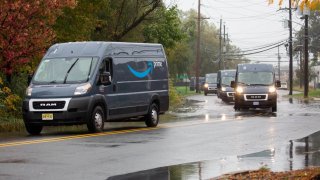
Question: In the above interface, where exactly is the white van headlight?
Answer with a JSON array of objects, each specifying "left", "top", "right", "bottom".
[
  {"left": 221, "top": 87, "right": 226, "bottom": 91},
  {"left": 236, "top": 86, "right": 243, "bottom": 93},
  {"left": 269, "top": 86, "right": 276, "bottom": 93},
  {"left": 74, "top": 83, "right": 92, "bottom": 95},
  {"left": 26, "top": 87, "right": 33, "bottom": 96},
  {"left": 204, "top": 83, "right": 208, "bottom": 88}
]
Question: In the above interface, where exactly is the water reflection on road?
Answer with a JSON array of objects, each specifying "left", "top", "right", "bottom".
[{"left": 107, "top": 131, "right": 320, "bottom": 179}]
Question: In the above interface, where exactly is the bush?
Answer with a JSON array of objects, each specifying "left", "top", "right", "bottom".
[
  {"left": 0, "top": 77, "right": 22, "bottom": 117},
  {"left": 169, "top": 79, "right": 183, "bottom": 108}
]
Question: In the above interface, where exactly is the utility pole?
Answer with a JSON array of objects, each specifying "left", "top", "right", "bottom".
[
  {"left": 219, "top": 18, "right": 222, "bottom": 70},
  {"left": 278, "top": 45, "right": 281, "bottom": 81},
  {"left": 300, "top": 49, "right": 303, "bottom": 89},
  {"left": 223, "top": 23, "right": 226, "bottom": 70},
  {"left": 304, "top": 14, "right": 309, "bottom": 98},
  {"left": 195, "top": 0, "right": 201, "bottom": 93},
  {"left": 288, "top": 0, "right": 293, "bottom": 95}
]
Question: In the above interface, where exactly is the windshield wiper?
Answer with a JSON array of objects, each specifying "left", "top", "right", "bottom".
[
  {"left": 250, "top": 84, "right": 270, "bottom": 86},
  {"left": 63, "top": 58, "right": 79, "bottom": 84},
  {"left": 237, "top": 82, "right": 248, "bottom": 85}
]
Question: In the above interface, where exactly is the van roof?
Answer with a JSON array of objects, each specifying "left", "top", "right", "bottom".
[
  {"left": 219, "top": 69, "right": 236, "bottom": 76},
  {"left": 44, "top": 41, "right": 164, "bottom": 58},
  {"left": 237, "top": 63, "right": 274, "bottom": 72}
]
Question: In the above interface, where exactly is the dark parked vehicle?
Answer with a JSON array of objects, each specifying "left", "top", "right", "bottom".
[
  {"left": 189, "top": 76, "right": 205, "bottom": 91},
  {"left": 203, "top": 73, "right": 217, "bottom": 96},
  {"left": 23, "top": 42, "right": 169, "bottom": 135},
  {"left": 231, "top": 63, "right": 280, "bottom": 112},
  {"left": 217, "top": 70, "right": 236, "bottom": 102}
]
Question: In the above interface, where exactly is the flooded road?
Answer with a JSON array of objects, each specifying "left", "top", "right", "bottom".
[{"left": 1, "top": 90, "right": 320, "bottom": 179}]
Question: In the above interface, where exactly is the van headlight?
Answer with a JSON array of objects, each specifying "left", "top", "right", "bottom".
[
  {"left": 74, "top": 83, "right": 92, "bottom": 95},
  {"left": 26, "top": 87, "right": 32, "bottom": 96},
  {"left": 236, "top": 86, "right": 243, "bottom": 94},
  {"left": 269, "top": 86, "right": 276, "bottom": 93},
  {"left": 204, "top": 83, "right": 208, "bottom": 88},
  {"left": 221, "top": 87, "right": 226, "bottom": 91}
]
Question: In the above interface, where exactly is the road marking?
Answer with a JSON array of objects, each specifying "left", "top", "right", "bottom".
[
  {"left": 0, "top": 127, "right": 160, "bottom": 148},
  {"left": 0, "top": 118, "right": 237, "bottom": 148}
]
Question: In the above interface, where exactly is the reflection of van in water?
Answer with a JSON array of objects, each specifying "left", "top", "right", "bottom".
[
  {"left": 217, "top": 70, "right": 236, "bottom": 102},
  {"left": 23, "top": 42, "right": 169, "bottom": 135},
  {"left": 231, "top": 64, "right": 280, "bottom": 112}
]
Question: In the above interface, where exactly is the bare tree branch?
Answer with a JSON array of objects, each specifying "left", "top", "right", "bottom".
[{"left": 112, "top": 0, "right": 161, "bottom": 40}]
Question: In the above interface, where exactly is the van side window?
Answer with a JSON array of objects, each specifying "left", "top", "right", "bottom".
[{"left": 100, "top": 59, "right": 113, "bottom": 77}]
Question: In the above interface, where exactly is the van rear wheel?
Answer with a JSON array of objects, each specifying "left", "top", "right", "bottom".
[
  {"left": 272, "top": 104, "right": 277, "bottom": 112},
  {"left": 145, "top": 103, "right": 159, "bottom": 127},
  {"left": 87, "top": 106, "right": 105, "bottom": 133},
  {"left": 25, "top": 123, "right": 43, "bottom": 135}
]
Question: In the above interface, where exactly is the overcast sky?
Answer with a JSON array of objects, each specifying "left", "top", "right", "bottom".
[{"left": 164, "top": 0, "right": 305, "bottom": 67}]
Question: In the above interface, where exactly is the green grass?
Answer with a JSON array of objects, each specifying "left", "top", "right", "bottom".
[
  {"left": 288, "top": 87, "right": 320, "bottom": 99},
  {"left": 174, "top": 86, "right": 198, "bottom": 96},
  {"left": 0, "top": 116, "right": 25, "bottom": 133}
]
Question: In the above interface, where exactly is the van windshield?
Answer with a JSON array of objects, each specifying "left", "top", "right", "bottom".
[
  {"left": 33, "top": 57, "right": 98, "bottom": 84},
  {"left": 206, "top": 75, "right": 217, "bottom": 83},
  {"left": 221, "top": 76, "right": 235, "bottom": 86},
  {"left": 238, "top": 72, "right": 273, "bottom": 85}
]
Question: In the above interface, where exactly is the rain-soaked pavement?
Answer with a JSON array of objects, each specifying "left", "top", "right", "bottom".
[
  {"left": 107, "top": 131, "right": 320, "bottom": 179},
  {"left": 1, "top": 90, "right": 320, "bottom": 179}
]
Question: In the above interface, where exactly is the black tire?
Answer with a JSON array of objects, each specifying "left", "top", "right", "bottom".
[
  {"left": 234, "top": 103, "right": 240, "bottom": 111},
  {"left": 87, "top": 106, "right": 105, "bottom": 133},
  {"left": 145, "top": 103, "right": 159, "bottom": 127},
  {"left": 272, "top": 103, "right": 277, "bottom": 112},
  {"left": 25, "top": 123, "right": 43, "bottom": 135}
]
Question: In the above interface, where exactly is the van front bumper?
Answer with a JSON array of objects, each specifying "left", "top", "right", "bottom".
[
  {"left": 234, "top": 93, "right": 277, "bottom": 109},
  {"left": 22, "top": 96, "right": 91, "bottom": 126},
  {"left": 220, "top": 91, "right": 235, "bottom": 102}
]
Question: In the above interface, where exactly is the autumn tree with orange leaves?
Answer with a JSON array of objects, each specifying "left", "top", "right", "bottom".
[
  {"left": 0, "top": 0, "right": 75, "bottom": 83},
  {"left": 269, "top": 0, "right": 320, "bottom": 10}
]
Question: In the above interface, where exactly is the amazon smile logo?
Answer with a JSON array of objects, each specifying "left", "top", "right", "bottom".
[{"left": 127, "top": 61, "right": 154, "bottom": 78}]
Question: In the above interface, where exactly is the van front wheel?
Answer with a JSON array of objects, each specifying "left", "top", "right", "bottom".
[
  {"left": 272, "top": 104, "right": 277, "bottom": 112},
  {"left": 87, "top": 106, "right": 105, "bottom": 133},
  {"left": 145, "top": 103, "right": 159, "bottom": 127},
  {"left": 25, "top": 123, "right": 43, "bottom": 135}
]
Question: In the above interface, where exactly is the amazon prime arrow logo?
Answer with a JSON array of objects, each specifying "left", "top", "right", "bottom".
[{"left": 127, "top": 61, "right": 153, "bottom": 78}]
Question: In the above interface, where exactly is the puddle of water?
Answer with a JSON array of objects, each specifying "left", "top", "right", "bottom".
[
  {"left": 0, "top": 159, "right": 27, "bottom": 163},
  {"left": 107, "top": 131, "right": 320, "bottom": 180}
]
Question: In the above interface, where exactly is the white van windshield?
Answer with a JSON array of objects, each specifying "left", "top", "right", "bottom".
[
  {"left": 33, "top": 57, "right": 98, "bottom": 84},
  {"left": 238, "top": 72, "right": 273, "bottom": 85}
]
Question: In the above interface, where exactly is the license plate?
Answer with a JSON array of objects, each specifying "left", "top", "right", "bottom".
[
  {"left": 253, "top": 102, "right": 259, "bottom": 106},
  {"left": 42, "top": 113, "right": 53, "bottom": 120}
]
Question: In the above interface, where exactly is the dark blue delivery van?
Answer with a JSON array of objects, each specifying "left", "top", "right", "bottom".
[
  {"left": 231, "top": 63, "right": 280, "bottom": 112},
  {"left": 217, "top": 70, "right": 236, "bottom": 102},
  {"left": 23, "top": 42, "right": 169, "bottom": 135}
]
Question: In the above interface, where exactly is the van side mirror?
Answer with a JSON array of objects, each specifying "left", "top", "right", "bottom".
[
  {"left": 231, "top": 81, "right": 235, "bottom": 88},
  {"left": 27, "top": 73, "right": 33, "bottom": 85},
  {"left": 276, "top": 80, "right": 281, "bottom": 88},
  {"left": 100, "top": 72, "right": 111, "bottom": 85}
]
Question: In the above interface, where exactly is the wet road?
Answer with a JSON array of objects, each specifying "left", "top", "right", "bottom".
[{"left": 1, "top": 90, "right": 320, "bottom": 179}]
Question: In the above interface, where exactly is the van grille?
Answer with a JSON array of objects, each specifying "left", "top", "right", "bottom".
[
  {"left": 33, "top": 101, "right": 66, "bottom": 110},
  {"left": 245, "top": 94, "right": 267, "bottom": 101}
]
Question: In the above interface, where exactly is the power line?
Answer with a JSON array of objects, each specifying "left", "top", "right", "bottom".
[{"left": 226, "top": 42, "right": 285, "bottom": 56}]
